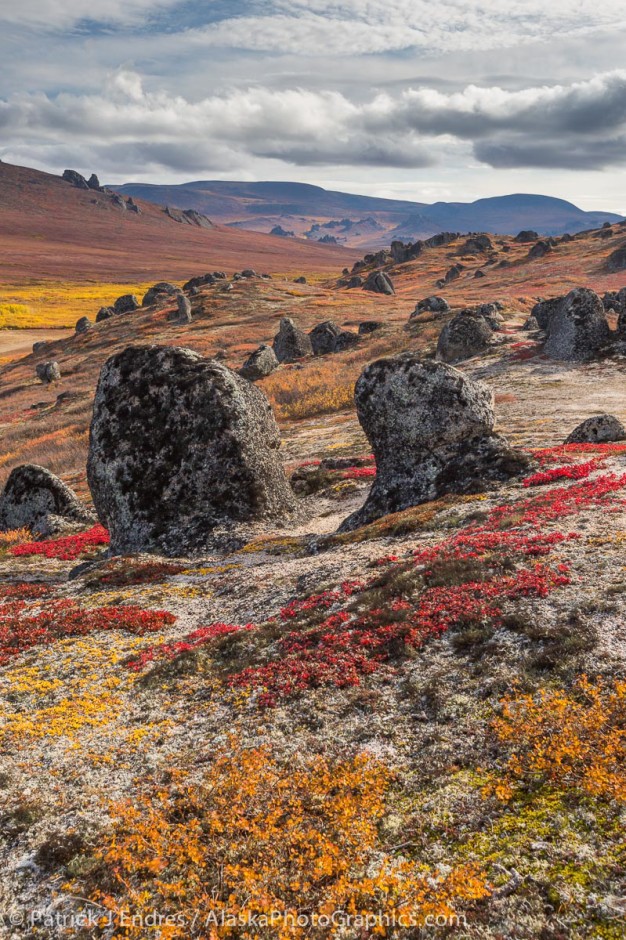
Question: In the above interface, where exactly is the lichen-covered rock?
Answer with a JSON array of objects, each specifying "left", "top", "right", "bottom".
[
  {"left": 524, "top": 316, "right": 540, "bottom": 331},
  {"left": 565, "top": 414, "right": 626, "bottom": 444},
  {"left": 75, "top": 316, "right": 91, "bottom": 334},
  {"left": 528, "top": 240, "right": 553, "bottom": 259},
  {"left": 142, "top": 282, "right": 179, "bottom": 307},
  {"left": 358, "top": 320, "right": 383, "bottom": 335},
  {"left": 36, "top": 361, "right": 61, "bottom": 384},
  {"left": 272, "top": 317, "right": 313, "bottom": 362},
  {"left": 113, "top": 294, "right": 140, "bottom": 314},
  {"left": 436, "top": 310, "right": 494, "bottom": 363},
  {"left": 476, "top": 303, "right": 505, "bottom": 330},
  {"left": 363, "top": 271, "right": 395, "bottom": 295},
  {"left": 339, "top": 356, "right": 530, "bottom": 531},
  {"left": 544, "top": 288, "right": 610, "bottom": 361},
  {"left": 168, "top": 294, "right": 192, "bottom": 323},
  {"left": 309, "top": 320, "right": 342, "bottom": 355},
  {"left": 515, "top": 230, "right": 538, "bottom": 243},
  {"left": 333, "top": 330, "right": 359, "bottom": 352},
  {"left": 87, "top": 345, "right": 296, "bottom": 555},
  {"left": 0, "top": 464, "right": 95, "bottom": 536},
  {"left": 239, "top": 344, "right": 279, "bottom": 381},
  {"left": 96, "top": 306, "right": 115, "bottom": 323},
  {"left": 606, "top": 247, "right": 626, "bottom": 272},
  {"left": 462, "top": 234, "right": 493, "bottom": 253}
]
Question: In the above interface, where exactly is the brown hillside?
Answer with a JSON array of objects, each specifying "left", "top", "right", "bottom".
[{"left": 0, "top": 161, "right": 356, "bottom": 284}]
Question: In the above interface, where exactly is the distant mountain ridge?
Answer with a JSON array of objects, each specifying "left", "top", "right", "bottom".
[{"left": 112, "top": 180, "right": 624, "bottom": 248}]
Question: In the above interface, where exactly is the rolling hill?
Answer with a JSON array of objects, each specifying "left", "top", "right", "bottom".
[
  {"left": 113, "top": 179, "right": 624, "bottom": 247},
  {"left": 0, "top": 162, "right": 356, "bottom": 285}
]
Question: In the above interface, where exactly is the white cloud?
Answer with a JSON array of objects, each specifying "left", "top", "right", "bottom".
[
  {"left": 2, "top": 68, "right": 626, "bottom": 177},
  {"left": 0, "top": 0, "right": 185, "bottom": 28}
]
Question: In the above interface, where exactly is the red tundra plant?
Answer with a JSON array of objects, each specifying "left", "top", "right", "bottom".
[
  {"left": 0, "top": 598, "right": 175, "bottom": 665},
  {"left": 341, "top": 467, "right": 377, "bottom": 480},
  {"left": 522, "top": 459, "right": 602, "bottom": 487},
  {"left": 532, "top": 443, "right": 626, "bottom": 466},
  {"left": 11, "top": 524, "right": 110, "bottom": 561},
  {"left": 126, "top": 622, "right": 253, "bottom": 672}
]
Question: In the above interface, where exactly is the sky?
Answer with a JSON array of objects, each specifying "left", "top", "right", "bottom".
[{"left": 1, "top": 0, "right": 625, "bottom": 211}]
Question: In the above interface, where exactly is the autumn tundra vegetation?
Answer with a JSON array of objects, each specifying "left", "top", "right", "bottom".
[{"left": 2, "top": 163, "right": 626, "bottom": 938}]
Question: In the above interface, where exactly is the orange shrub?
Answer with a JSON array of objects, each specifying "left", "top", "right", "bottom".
[
  {"left": 86, "top": 742, "right": 488, "bottom": 937},
  {"left": 490, "top": 676, "right": 626, "bottom": 802},
  {"left": 263, "top": 360, "right": 359, "bottom": 420}
]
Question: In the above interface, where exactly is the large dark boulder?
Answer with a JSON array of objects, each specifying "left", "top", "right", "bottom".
[
  {"left": 142, "top": 283, "right": 180, "bottom": 307},
  {"left": 436, "top": 310, "right": 494, "bottom": 363},
  {"left": 544, "top": 288, "right": 610, "bottom": 361},
  {"left": 62, "top": 169, "right": 89, "bottom": 189},
  {"left": 36, "top": 361, "right": 61, "bottom": 384},
  {"left": 273, "top": 317, "right": 313, "bottom": 362},
  {"left": 462, "top": 234, "right": 493, "bottom": 253},
  {"left": 531, "top": 296, "right": 565, "bottom": 331},
  {"left": 96, "top": 306, "right": 115, "bottom": 323},
  {"left": 565, "top": 414, "right": 626, "bottom": 444},
  {"left": 239, "top": 345, "right": 279, "bottom": 381},
  {"left": 363, "top": 272, "right": 395, "bottom": 295},
  {"left": 528, "top": 240, "right": 553, "bottom": 259},
  {"left": 309, "top": 320, "right": 342, "bottom": 355},
  {"left": 339, "top": 356, "right": 530, "bottom": 531},
  {"left": 0, "top": 464, "right": 95, "bottom": 537},
  {"left": 606, "top": 247, "right": 626, "bottom": 272},
  {"left": 515, "top": 230, "right": 539, "bottom": 243},
  {"left": 113, "top": 294, "right": 140, "bottom": 314},
  {"left": 87, "top": 346, "right": 296, "bottom": 555}
]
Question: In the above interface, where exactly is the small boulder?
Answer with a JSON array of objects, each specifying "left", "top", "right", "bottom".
[
  {"left": 363, "top": 271, "right": 395, "bottom": 295},
  {"left": 476, "top": 303, "right": 504, "bottom": 330},
  {"left": 515, "top": 230, "right": 539, "bottom": 243},
  {"left": 240, "top": 345, "right": 279, "bottom": 381},
  {"left": 113, "top": 294, "right": 140, "bottom": 314},
  {"left": 75, "top": 316, "right": 91, "bottom": 334},
  {"left": 524, "top": 316, "right": 540, "bottom": 331},
  {"left": 412, "top": 296, "right": 449, "bottom": 318},
  {"left": 294, "top": 276, "right": 307, "bottom": 284},
  {"left": 87, "top": 173, "right": 101, "bottom": 191},
  {"left": 339, "top": 356, "right": 531, "bottom": 531},
  {"left": 565, "top": 414, "right": 626, "bottom": 444},
  {"left": 0, "top": 464, "right": 94, "bottom": 537},
  {"left": 273, "top": 317, "right": 313, "bottom": 362},
  {"left": 436, "top": 310, "right": 494, "bottom": 363},
  {"left": 358, "top": 321, "right": 383, "bottom": 335},
  {"left": 309, "top": 320, "right": 342, "bottom": 356},
  {"left": 333, "top": 330, "right": 359, "bottom": 352},
  {"left": 62, "top": 169, "right": 89, "bottom": 189},
  {"left": 347, "top": 275, "right": 364, "bottom": 289},
  {"left": 87, "top": 345, "right": 296, "bottom": 555},
  {"left": 96, "top": 306, "right": 115, "bottom": 323},
  {"left": 443, "top": 264, "right": 464, "bottom": 283},
  {"left": 32, "top": 341, "right": 48, "bottom": 354},
  {"left": 36, "top": 361, "right": 61, "bottom": 384},
  {"left": 462, "top": 234, "right": 493, "bottom": 253},
  {"left": 167, "top": 294, "right": 192, "bottom": 323},
  {"left": 528, "top": 240, "right": 553, "bottom": 259},
  {"left": 544, "top": 288, "right": 610, "bottom": 361},
  {"left": 241, "top": 269, "right": 257, "bottom": 279}
]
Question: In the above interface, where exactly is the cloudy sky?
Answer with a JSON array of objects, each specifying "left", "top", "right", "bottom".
[{"left": 1, "top": 0, "right": 625, "bottom": 211}]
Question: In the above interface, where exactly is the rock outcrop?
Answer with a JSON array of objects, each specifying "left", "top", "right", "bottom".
[
  {"left": 0, "top": 464, "right": 94, "bottom": 537},
  {"left": 565, "top": 414, "right": 626, "bottom": 444},
  {"left": 339, "top": 356, "right": 530, "bottom": 531},
  {"left": 606, "top": 247, "right": 626, "bottom": 273},
  {"left": 239, "top": 345, "right": 279, "bottom": 381},
  {"left": 75, "top": 316, "right": 91, "bottom": 334},
  {"left": 531, "top": 296, "right": 564, "bottom": 331},
  {"left": 544, "top": 288, "right": 610, "bottom": 361},
  {"left": 96, "top": 306, "right": 115, "bottom": 323},
  {"left": 273, "top": 318, "right": 313, "bottom": 362},
  {"left": 62, "top": 169, "right": 90, "bottom": 189},
  {"left": 436, "top": 310, "right": 494, "bottom": 363},
  {"left": 87, "top": 346, "right": 296, "bottom": 555},
  {"left": 114, "top": 294, "right": 140, "bottom": 314},
  {"left": 515, "top": 230, "right": 539, "bottom": 243}
]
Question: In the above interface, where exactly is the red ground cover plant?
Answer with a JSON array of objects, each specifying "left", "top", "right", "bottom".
[
  {"left": 0, "top": 597, "right": 175, "bottom": 665},
  {"left": 126, "top": 622, "right": 252, "bottom": 672},
  {"left": 522, "top": 459, "right": 602, "bottom": 487},
  {"left": 532, "top": 443, "right": 626, "bottom": 466},
  {"left": 341, "top": 466, "right": 377, "bottom": 479},
  {"left": 10, "top": 524, "right": 110, "bottom": 560}
]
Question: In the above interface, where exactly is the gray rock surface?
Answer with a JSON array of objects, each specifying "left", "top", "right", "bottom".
[
  {"left": 333, "top": 330, "right": 359, "bottom": 352},
  {"left": 544, "top": 288, "right": 610, "bottom": 361},
  {"left": 239, "top": 344, "right": 279, "bottom": 381},
  {"left": 142, "top": 283, "right": 180, "bottom": 307},
  {"left": 412, "top": 296, "right": 450, "bottom": 318},
  {"left": 75, "top": 316, "right": 91, "bottom": 334},
  {"left": 272, "top": 317, "right": 313, "bottom": 362},
  {"left": 531, "top": 296, "right": 564, "bottom": 331},
  {"left": 340, "top": 356, "right": 530, "bottom": 531},
  {"left": 565, "top": 414, "right": 626, "bottom": 444},
  {"left": 436, "top": 310, "right": 494, "bottom": 363},
  {"left": 0, "top": 464, "right": 95, "bottom": 537},
  {"left": 87, "top": 345, "right": 296, "bottom": 555},
  {"left": 96, "top": 306, "right": 115, "bottom": 322},
  {"left": 168, "top": 294, "right": 192, "bottom": 323}
]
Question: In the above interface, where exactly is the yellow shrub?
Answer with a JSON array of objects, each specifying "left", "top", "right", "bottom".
[
  {"left": 0, "top": 282, "right": 153, "bottom": 328},
  {"left": 264, "top": 360, "right": 359, "bottom": 420},
  {"left": 490, "top": 676, "right": 626, "bottom": 802},
  {"left": 85, "top": 742, "right": 488, "bottom": 937}
]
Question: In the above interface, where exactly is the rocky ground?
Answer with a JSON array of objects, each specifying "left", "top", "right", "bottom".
[{"left": 1, "top": 226, "right": 626, "bottom": 938}]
